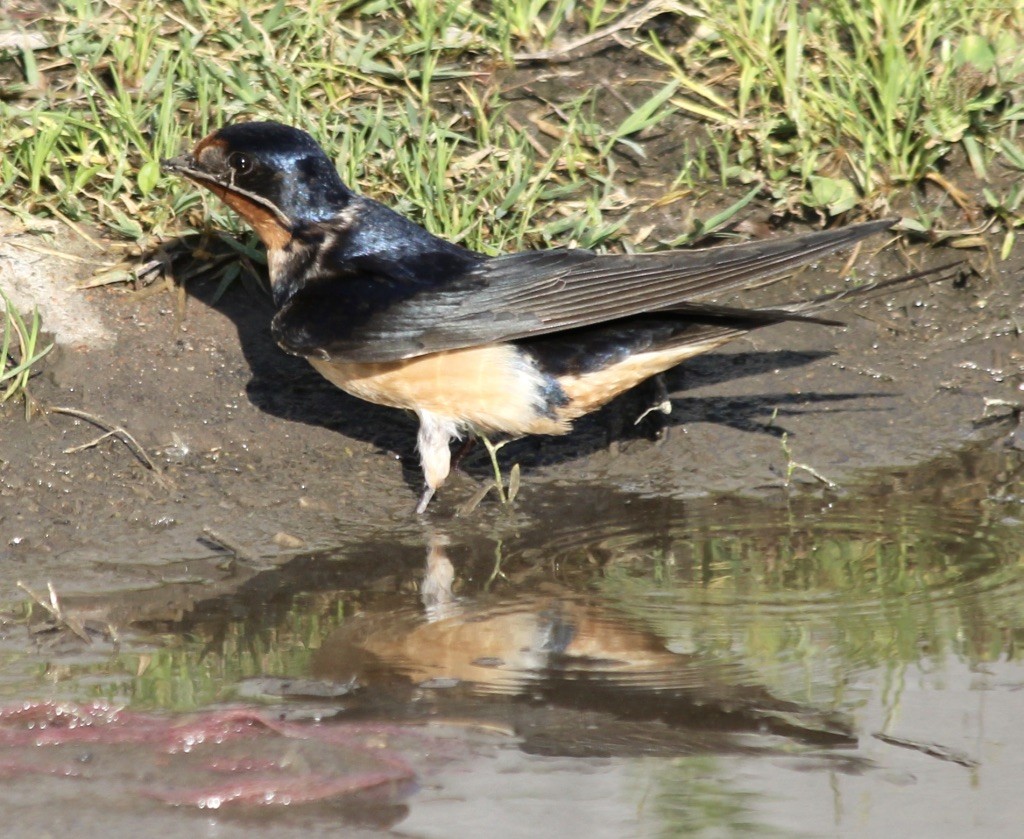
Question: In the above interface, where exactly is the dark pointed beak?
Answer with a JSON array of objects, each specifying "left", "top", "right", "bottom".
[
  {"left": 162, "top": 155, "right": 226, "bottom": 189},
  {"left": 161, "top": 155, "right": 196, "bottom": 175}
]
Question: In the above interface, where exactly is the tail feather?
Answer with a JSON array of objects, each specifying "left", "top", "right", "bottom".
[
  {"left": 658, "top": 259, "right": 964, "bottom": 332},
  {"left": 524, "top": 257, "right": 963, "bottom": 380},
  {"left": 782, "top": 260, "right": 965, "bottom": 317}
]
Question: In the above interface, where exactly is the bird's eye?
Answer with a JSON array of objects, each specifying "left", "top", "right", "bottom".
[{"left": 227, "top": 152, "right": 254, "bottom": 175}]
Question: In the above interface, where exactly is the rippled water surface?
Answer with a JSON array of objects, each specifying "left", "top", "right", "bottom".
[{"left": 2, "top": 443, "right": 1023, "bottom": 836}]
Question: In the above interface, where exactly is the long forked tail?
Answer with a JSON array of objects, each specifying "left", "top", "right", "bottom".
[
  {"left": 661, "top": 259, "right": 965, "bottom": 331},
  {"left": 781, "top": 260, "right": 965, "bottom": 319}
]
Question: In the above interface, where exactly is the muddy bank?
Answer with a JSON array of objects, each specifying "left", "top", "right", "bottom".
[{"left": 1, "top": 218, "right": 1020, "bottom": 591}]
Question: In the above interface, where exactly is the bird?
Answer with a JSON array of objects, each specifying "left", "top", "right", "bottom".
[{"left": 163, "top": 120, "right": 899, "bottom": 513}]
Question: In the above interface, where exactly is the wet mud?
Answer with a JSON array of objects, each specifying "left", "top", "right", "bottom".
[{"left": 4, "top": 227, "right": 1020, "bottom": 574}]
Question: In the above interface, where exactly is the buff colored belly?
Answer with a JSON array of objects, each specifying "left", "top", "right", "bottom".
[
  {"left": 310, "top": 335, "right": 737, "bottom": 437},
  {"left": 308, "top": 344, "right": 568, "bottom": 436},
  {"left": 555, "top": 334, "right": 737, "bottom": 420}
]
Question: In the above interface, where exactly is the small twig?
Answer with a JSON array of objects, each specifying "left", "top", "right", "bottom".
[
  {"left": 791, "top": 461, "right": 837, "bottom": 490},
  {"left": 2, "top": 237, "right": 117, "bottom": 267},
  {"left": 873, "top": 732, "right": 979, "bottom": 768},
  {"left": 17, "top": 580, "right": 92, "bottom": 644},
  {"left": 64, "top": 428, "right": 122, "bottom": 453},
  {"left": 781, "top": 433, "right": 837, "bottom": 490},
  {"left": 38, "top": 202, "right": 109, "bottom": 250},
  {"left": 514, "top": 0, "right": 695, "bottom": 63},
  {"left": 50, "top": 406, "right": 160, "bottom": 472},
  {"left": 634, "top": 399, "right": 672, "bottom": 425},
  {"left": 504, "top": 115, "right": 551, "bottom": 156},
  {"left": 201, "top": 527, "right": 259, "bottom": 563},
  {"left": 79, "top": 256, "right": 164, "bottom": 289}
]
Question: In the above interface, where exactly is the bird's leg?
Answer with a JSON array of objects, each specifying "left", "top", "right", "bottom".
[
  {"left": 414, "top": 411, "right": 460, "bottom": 514},
  {"left": 415, "top": 485, "right": 436, "bottom": 515}
]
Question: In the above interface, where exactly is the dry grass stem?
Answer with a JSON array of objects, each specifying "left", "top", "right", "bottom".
[
  {"left": 50, "top": 405, "right": 160, "bottom": 472},
  {"left": 514, "top": 1, "right": 697, "bottom": 63}
]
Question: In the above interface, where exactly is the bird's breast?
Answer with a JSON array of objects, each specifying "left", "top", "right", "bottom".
[{"left": 308, "top": 344, "right": 570, "bottom": 436}]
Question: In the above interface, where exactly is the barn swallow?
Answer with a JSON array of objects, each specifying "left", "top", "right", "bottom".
[{"left": 163, "top": 121, "right": 898, "bottom": 512}]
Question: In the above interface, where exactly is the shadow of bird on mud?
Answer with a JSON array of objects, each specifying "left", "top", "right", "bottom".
[{"left": 167, "top": 238, "right": 885, "bottom": 492}]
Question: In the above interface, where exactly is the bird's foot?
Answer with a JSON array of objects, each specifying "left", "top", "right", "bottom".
[{"left": 415, "top": 485, "right": 436, "bottom": 514}]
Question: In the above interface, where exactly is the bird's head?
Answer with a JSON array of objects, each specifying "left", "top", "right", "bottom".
[{"left": 163, "top": 121, "right": 353, "bottom": 247}]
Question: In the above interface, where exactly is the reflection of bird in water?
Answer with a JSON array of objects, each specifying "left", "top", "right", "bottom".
[{"left": 312, "top": 538, "right": 854, "bottom": 753}]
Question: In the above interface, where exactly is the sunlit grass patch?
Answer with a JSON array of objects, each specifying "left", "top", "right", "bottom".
[
  {"left": 0, "top": 289, "right": 52, "bottom": 415},
  {"left": 1, "top": 0, "right": 660, "bottom": 259},
  {"left": 0, "top": 0, "right": 1020, "bottom": 272},
  {"left": 648, "top": 0, "right": 1024, "bottom": 230}
]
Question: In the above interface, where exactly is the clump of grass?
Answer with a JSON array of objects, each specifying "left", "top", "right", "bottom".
[
  {"left": 648, "top": 0, "right": 1024, "bottom": 233},
  {"left": 0, "top": 0, "right": 1021, "bottom": 272},
  {"left": 779, "top": 431, "right": 836, "bottom": 490},
  {"left": 0, "top": 288, "right": 52, "bottom": 414},
  {"left": 0, "top": 0, "right": 642, "bottom": 255},
  {"left": 455, "top": 435, "right": 521, "bottom": 515}
]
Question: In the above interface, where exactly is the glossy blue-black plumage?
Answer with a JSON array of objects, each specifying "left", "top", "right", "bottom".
[
  {"left": 214, "top": 122, "right": 354, "bottom": 223},
  {"left": 179, "top": 122, "right": 895, "bottom": 366}
]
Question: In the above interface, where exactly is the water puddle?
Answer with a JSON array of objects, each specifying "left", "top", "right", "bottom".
[{"left": 2, "top": 442, "right": 1023, "bottom": 836}]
